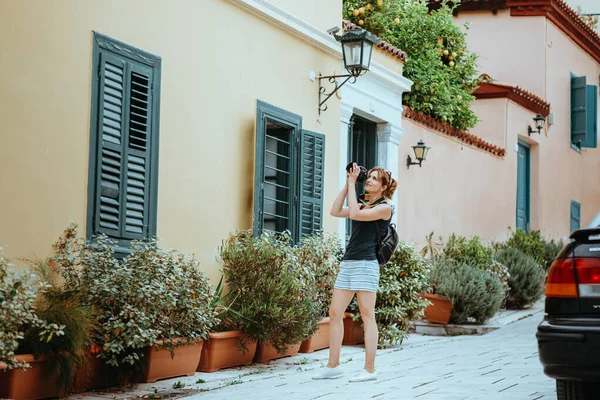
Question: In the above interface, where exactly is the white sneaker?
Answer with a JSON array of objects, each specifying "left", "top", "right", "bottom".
[
  {"left": 348, "top": 369, "right": 377, "bottom": 382},
  {"left": 312, "top": 366, "right": 344, "bottom": 380}
]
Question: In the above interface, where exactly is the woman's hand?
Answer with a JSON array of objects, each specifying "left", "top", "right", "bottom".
[{"left": 347, "top": 162, "right": 360, "bottom": 185}]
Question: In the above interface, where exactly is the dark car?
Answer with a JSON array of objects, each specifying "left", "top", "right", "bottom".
[{"left": 537, "top": 215, "right": 600, "bottom": 399}]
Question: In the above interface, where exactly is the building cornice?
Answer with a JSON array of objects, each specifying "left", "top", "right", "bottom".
[
  {"left": 474, "top": 76, "right": 550, "bottom": 117},
  {"left": 403, "top": 106, "right": 506, "bottom": 157}
]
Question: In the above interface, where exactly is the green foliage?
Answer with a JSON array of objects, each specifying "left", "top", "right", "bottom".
[
  {"left": 219, "top": 230, "right": 321, "bottom": 353},
  {"left": 18, "top": 257, "right": 95, "bottom": 395},
  {"left": 376, "top": 242, "right": 431, "bottom": 347},
  {"left": 494, "top": 248, "right": 545, "bottom": 309},
  {"left": 499, "top": 228, "right": 564, "bottom": 271},
  {"left": 441, "top": 234, "right": 510, "bottom": 294},
  {"left": 0, "top": 248, "right": 63, "bottom": 370},
  {"left": 172, "top": 380, "right": 185, "bottom": 389},
  {"left": 430, "top": 259, "right": 504, "bottom": 324},
  {"left": 343, "top": 0, "right": 481, "bottom": 131},
  {"left": 295, "top": 232, "right": 342, "bottom": 319},
  {"left": 348, "top": 242, "right": 431, "bottom": 348},
  {"left": 50, "top": 224, "right": 216, "bottom": 367}
]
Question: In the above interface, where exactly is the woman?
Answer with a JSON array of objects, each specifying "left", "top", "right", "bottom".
[{"left": 313, "top": 163, "right": 397, "bottom": 383}]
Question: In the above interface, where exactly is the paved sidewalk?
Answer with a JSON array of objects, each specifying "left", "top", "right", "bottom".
[{"left": 80, "top": 301, "right": 554, "bottom": 400}]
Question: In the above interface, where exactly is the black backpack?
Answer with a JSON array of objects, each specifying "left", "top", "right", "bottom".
[
  {"left": 375, "top": 220, "right": 399, "bottom": 266},
  {"left": 371, "top": 202, "right": 399, "bottom": 266}
]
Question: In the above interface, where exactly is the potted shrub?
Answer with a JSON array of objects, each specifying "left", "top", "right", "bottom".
[
  {"left": 0, "top": 248, "right": 65, "bottom": 400},
  {"left": 220, "top": 230, "right": 320, "bottom": 363},
  {"left": 50, "top": 224, "right": 216, "bottom": 384},
  {"left": 296, "top": 232, "right": 341, "bottom": 353},
  {"left": 346, "top": 242, "right": 431, "bottom": 347},
  {"left": 494, "top": 248, "right": 545, "bottom": 309},
  {"left": 421, "top": 233, "right": 510, "bottom": 324},
  {"left": 197, "top": 275, "right": 257, "bottom": 373},
  {"left": 429, "top": 258, "right": 505, "bottom": 324}
]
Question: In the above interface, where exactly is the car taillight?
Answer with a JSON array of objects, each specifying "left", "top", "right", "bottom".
[
  {"left": 546, "top": 258, "right": 578, "bottom": 298},
  {"left": 574, "top": 258, "right": 600, "bottom": 298}
]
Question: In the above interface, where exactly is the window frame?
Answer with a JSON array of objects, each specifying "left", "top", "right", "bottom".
[
  {"left": 570, "top": 200, "right": 581, "bottom": 233},
  {"left": 253, "top": 100, "right": 302, "bottom": 242},
  {"left": 86, "top": 32, "right": 162, "bottom": 251}
]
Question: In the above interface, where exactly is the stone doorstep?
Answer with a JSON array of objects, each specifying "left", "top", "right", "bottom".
[
  {"left": 413, "top": 320, "right": 500, "bottom": 336},
  {"left": 412, "top": 299, "right": 545, "bottom": 337}
]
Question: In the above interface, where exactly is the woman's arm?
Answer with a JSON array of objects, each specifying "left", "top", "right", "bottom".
[
  {"left": 330, "top": 181, "right": 350, "bottom": 218},
  {"left": 347, "top": 183, "right": 391, "bottom": 221}
]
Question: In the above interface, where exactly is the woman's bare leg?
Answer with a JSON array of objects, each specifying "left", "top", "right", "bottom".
[
  {"left": 356, "top": 290, "right": 378, "bottom": 372},
  {"left": 327, "top": 288, "right": 355, "bottom": 367}
]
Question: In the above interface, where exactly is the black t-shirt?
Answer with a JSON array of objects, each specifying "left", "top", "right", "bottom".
[{"left": 343, "top": 204, "right": 391, "bottom": 261}]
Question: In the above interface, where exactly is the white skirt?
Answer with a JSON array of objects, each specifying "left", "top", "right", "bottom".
[{"left": 334, "top": 259, "right": 380, "bottom": 293}]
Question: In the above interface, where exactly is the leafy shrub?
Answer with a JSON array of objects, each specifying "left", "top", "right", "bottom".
[
  {"left": 219, "top": 230, "right": 321, "bottom": 353},
  {"left": 347, "top": 242, "right": 431, "bottom": 348},
  {"left": 430, "top": 259, "right": 504, "bottom": 324},
  {"left": 295, "top": 232, "right": 342, "bottom": 319},
  {"left": 0, "top": 248, "right": 63, "bottom": 370},
  {"left": 499, "top": 229, "right": 564, "bottom": 271},
  {"left": 494, "top": 248, "right": 545, "bottom": 309},
  {"left": 442, "top": 234, "right": 510, "bottom": 295},
  {"left": 542, "top": 239, "right": 564, "bottom": 271},
  {"left": 50, "top": 224, "right": 216, "bottom": 367},
  {"left": 376, "top": 242, "right": 431, "bottom": 347},
  {"left": 343, "top": 0, "right": 481, "bottom": 131}
]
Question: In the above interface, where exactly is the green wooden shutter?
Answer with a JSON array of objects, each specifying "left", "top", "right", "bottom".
[
  {"left": 571, "top": 75, "right": 587, "bottom": 145},
  {"left": 570, "top": 200, "right": 581, "bottom": 233},
  {"left": 122, "top": 63, "right": 153, "bottom": 239},
  {"left": 582, "top": 84, "right": 598, "bottom": 148},
  {"left": 94, "top": 54, "right": 154, "bottom": 240},
  {"left": 94, "top": 52, "right": 126, "bottom": 237},
  {"left": 298, "top": 129, "right": 325, "bottom": 238}
]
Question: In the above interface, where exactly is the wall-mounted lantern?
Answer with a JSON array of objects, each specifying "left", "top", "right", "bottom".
[
  {"left": 528, "top": 113, "right": 545, "bottom": 136},
  {"left": 406, "top": 140, "right": 430, "bottom": 169},
  {"left": 319, "top": 28, "right": 380, "bottom": 115}
]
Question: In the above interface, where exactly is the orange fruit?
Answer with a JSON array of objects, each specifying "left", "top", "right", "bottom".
[{"left": 358, "top": 19, "right": 364, "bottom": 25}]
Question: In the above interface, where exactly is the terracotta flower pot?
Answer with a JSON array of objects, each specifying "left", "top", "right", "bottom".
[
  {"left": 143, "top": 339, "right": 203, "bottom": 383},
  {"left": 72, "top": 352, "right": 120, "bottom": 393},
  {"left": 300, "top": 317, "right": 331, "bottom": 353},
  {"left": 197, "top": 330, "right": 258, "bottom": 373},
  {"left": 254, "top": 341, "right": 301, "bottom": 363},
  {"left": 342, "top": 312, "right": 364, "bottom": 345},
  {"left": 420, "top": 293, "right": 453, "bottom": 325},
  {"left": 0, "top": 354, "right": 59, "bottom": 400}
]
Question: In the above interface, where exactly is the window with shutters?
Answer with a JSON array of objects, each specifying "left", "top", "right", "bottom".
[
  {"left": 86, "top": 32, "right": 161, "bottom": 249},
  {"left": 253, "top": 101, "right": 325, "bottom": 243},
  {"left": 570, "top": 73, "right": 598, "bottom": 149},
  {"left": 571, "top": 200, "right": 581, "bottom": 233}
]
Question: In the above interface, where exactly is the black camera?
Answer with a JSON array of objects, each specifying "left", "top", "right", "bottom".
[{"left": 345, "top": 162, "right": 368, "bottom": 183}]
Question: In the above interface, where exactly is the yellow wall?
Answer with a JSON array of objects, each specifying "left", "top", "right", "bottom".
[
  {"left": 268, "top": 0, "right": 342, "bottom": 32},
  {"left": 0, "top": 0, "right": 341, "bottom": 280}
]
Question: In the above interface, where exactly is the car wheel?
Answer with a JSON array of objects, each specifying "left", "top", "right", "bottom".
[{"left": 556, "top": 379, "right": 599, "bottom": 400}]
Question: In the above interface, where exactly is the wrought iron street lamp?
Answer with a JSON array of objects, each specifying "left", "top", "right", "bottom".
[
  {"left": 406, "top": 140, "right": 430, "bottom": 169},
  {"left": 319, "top": 28, "right": 381, "bottom": 115},
  {"left": 528, "top": 113, "right": 545, "bottom": 136}
]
